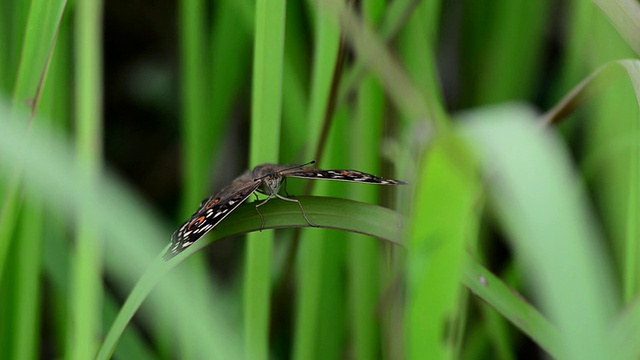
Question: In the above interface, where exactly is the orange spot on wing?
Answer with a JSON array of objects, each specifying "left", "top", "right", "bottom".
[
  {"left": 189, "top": 216, "right": 206, "bottom": 229},
  {"left": 341, "top": 171, "right": 350, "bottom": 176},
  {"left": 206, "top": 198, "right": 220, "bottom": 209}
]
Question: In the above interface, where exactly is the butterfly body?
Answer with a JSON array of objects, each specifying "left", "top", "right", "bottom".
[{"left": 165, "top": 162, "right": 406, "bottom": 259}]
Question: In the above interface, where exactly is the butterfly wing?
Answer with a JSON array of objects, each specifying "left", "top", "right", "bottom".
[
  {"left": 164, "top": 175, "right": 261, "bottom": 259},
  {"left": 166, "top": 163, "right": 405, "bottom": 259},
  {"left": 282, "top": 167, "right": 407, "bottom": 185}
]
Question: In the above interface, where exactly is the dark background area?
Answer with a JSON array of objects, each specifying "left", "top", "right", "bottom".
[{"left": 103, "top": 0, "right": 182, "bottom": 216}]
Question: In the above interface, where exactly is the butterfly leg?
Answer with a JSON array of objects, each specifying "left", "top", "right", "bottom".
[
  {"left": 282, "top": 178, "right": 292, "bottom": 197},
  {"left": 255, "top": 195, "right": 274, "bottom": 231},
  {"left": 275, "top": 194, "right": 318, "bottom": 227}
]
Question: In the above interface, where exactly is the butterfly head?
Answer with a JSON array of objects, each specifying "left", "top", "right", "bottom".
[{"left": 263, "top": 176, "right": 283, "bottom": 196}]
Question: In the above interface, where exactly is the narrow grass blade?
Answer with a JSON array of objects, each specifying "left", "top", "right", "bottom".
[
  {"left": 176, "top": 0, "right": 218, "bottom": 357},
  {"left": 245, "top": 0, "right": 286, "bottom": 358},
  {"left": 541, "top": 60, "right": 640, "bottom": 126},
  {"left": 13, "top": 195, "right": 43, "bottom": 360},
  {"left": 68, "top": 0, "right": 104, "bottom": 358},
  {"left": 463, "top": 255, "right": 561, "bottom": 357},
  {"left": 308, "top": 0, "right": 438, "bottom": 128},
  {"left": 0, "top": 0, "right": 67, "bottom": 288},
  {"left": 11, "top": 0, "right": 67, "bottom": 114},
  {"left": 349, "top": 1, "right": 386, "bottom": 354},
  {"left": 461, "top": 0, "right": 551, "bottom": 105},
  {"left": 179, "top": 0, "right": 211, "bottom": 214},
  {"left": 292, "top": 7, "right": 341, "bottom": 359}
]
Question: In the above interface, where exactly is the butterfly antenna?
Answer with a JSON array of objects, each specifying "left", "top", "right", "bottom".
[
  {"left": 273, "top": 161, "right": 317, "bottom": 175},
  {"left": 285, "top": 160, "right": 315, "bottom": 171}
]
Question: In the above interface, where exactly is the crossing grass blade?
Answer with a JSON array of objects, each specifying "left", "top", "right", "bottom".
[
  {"left": 461, "top": 103, "right": 617, "bottom": 359},
  {"left": 0, "top": 0, "right": 67, "bottom": 288},
  {"left": 0, "top": 102, "right": 244, "bottom": 360},
  {"left": 0, "top": 1, "right": 67, "bottom": 357}
]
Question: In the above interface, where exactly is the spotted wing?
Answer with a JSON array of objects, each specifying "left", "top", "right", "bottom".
[
  {"left": 281, "top": 167, "right": 407, "bottom": 185},
  {"left": 164, "top": 177, "right": 262, "bottom": 260}
]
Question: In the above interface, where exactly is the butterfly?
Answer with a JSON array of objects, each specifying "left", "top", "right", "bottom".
[{"left": 164, "top": 161, "right": 406, "bottom": 259}]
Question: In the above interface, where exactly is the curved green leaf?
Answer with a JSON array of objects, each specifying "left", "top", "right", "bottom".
[{"left": 100, "top": 196, "right": 404, "bottom": 359}]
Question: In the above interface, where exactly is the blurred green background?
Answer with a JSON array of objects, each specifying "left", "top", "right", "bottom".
[{"left": 1, "top": 0, "right": 640, "bottom": 359}]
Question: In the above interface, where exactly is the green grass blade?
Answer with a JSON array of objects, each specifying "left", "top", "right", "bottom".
[
  {"left": 314, "top": 112, "right": 351, "bottom": 360},
  {"left": 176, "top": 197, "right": 406, "bottom": 250},
  {"left": 280, "top": 1, "right": 309, "bottom": 158},
  {"left": 397, "top": 0, "right": 444, "bottom": 119},
  {"left": 0, "top": 103, "right": 243, "bottom": 360},
  {"left": 583, "top": 22, "right": 639, "bottom": 312},
  {"left": 292, "top": 6, "right": 341, "bottom": 359},
  {"left": 550, "top": 0, "right": 593, "bottom": 102},
  {"left": 0, "top": 4, "right": 67, "bottom": 357},
  {"left": 405, "top": 136, "right": 478, "bottom": 359},
  {"left": 541, "top": 60, "right": 640, "bottom": 126},
  {"left": 245, "top": 0, "right": 286, "bottom": 358},
  {"left": 593, "top": 0, "right": 640, "bottom": 56},
  {"left": 349, "top": 6, "right": 385, "bottom": 357},
  {"left": 462, "top": 0, "right": 550, "bottom": 105},
  {"left": 0, "top": 176, "right": 22, "bottom": 285},
  {"left": 180, "top": 0, "right": 210, "bottom": 214},
  {"left": 311, "top": 0, "right": 435, "bottom": 126},
  {"left": 36, "top": 11, "right": 71, "bottom": 358},
  {"left": 98, "top": 193, "right": 405, "bottom": 358},
  {"left": 463, "top": 255, "right": 561, "bottom": 357},
  {"left": 612, "top": 295, "right": 640, "bottom": 359},
  {"left": 337, "top": 0, "right": 422, "bottom": 108},
  {"left": 209, "top": 0, "right": 252, "bottom": 152},
  {"left": 540, "top": 60, "right": 640, "bottom": 304},
  {"left": 0, "top": 0, "right": 67, "bottom": 288},
  {"left": 461, "top": 103, "right": 617, "bottom": 359},
  {"left": 0, "top": 1, "right": 29, "bottom": 93},
  {"left": 10, "top": 0, "right": 67, "bottom": 112},
  {"left": 177, "top": 0, "right": 218, "bottom": 357},
  {"left": 68, "top": 0, "right": 104, "bottom": 358},
  {"left": 104, "top": 296, "right": 157, "bottom": 359},
  {"left": 13, "top": 195, "right": 43, "bottom": 360}
]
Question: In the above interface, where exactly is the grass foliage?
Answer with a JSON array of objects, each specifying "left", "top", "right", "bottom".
[{"left": 2, "top": 0, "right": 640, "bottom": 359}]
